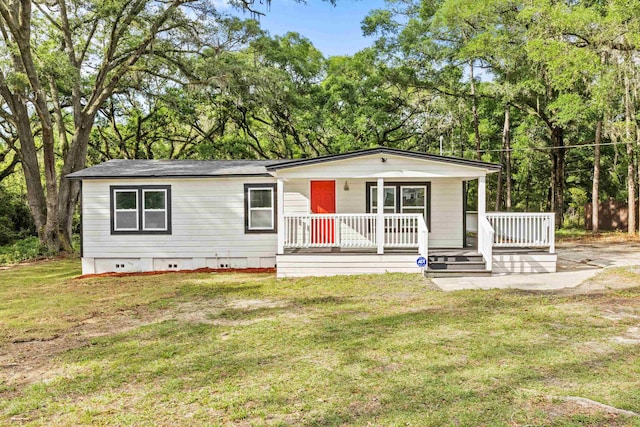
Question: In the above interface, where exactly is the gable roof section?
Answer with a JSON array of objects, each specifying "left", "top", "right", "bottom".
[
  {"left": 66, "top": 159, "right": 287, "bottom": 180},
  {"left": 67, "top": 148, "right": 500, "bottom": 180},
  {"left": 266, "top": 147, "right": 501, "bottom": 172}
]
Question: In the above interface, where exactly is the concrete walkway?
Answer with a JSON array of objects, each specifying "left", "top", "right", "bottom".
[
  {"left": 432, "top": 269, "right": 601, "bottom": 291},
  {"left": 432, "top": 241, "right": 640, "bottom": 292}
]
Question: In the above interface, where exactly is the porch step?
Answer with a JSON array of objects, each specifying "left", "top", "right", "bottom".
[
  {"left": 428, "top": 261, "right": 486, "bottom": 271},
  {"left": 424, "top": 269, "right": 492, "bottom": 278},
  {"left": 428, "top": 255, "right": 484, "bottom": 263},
  {"left": 425, "top": 252, "right": 490, "bottom": 277}
]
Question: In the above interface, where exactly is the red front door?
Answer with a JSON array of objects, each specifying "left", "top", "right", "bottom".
[{"left": 310, "top": 180, "right": 336, "bottom": 244}]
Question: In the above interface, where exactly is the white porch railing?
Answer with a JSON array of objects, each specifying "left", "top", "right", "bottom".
[
  {"left": 284, "top": 214, "right": 376, "bottom": 248},
  {"left": 486, "top": 212, "right": 555, "bottom": 253},
  {"left": 383, "top": 214, "right": 422, "bottom": 247},
  {"left": 478, "top": 217, "right": 494, "bottom": 271},
  {"left": 283, "top": 213, "right": 427, "bottom": 254}
]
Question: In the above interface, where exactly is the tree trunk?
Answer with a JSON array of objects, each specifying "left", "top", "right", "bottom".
[
  {"left": 495, "top": 104, "right": 511, "bottom": 211},
  {"left": 625, "top": 72, "right": 636, "bottom": 235},
  {"left": 57, "top": 114, "right": 96, "bottom": 251},
  {"left": 592, "top": 120, "right": 602, "bottom": 233},
  {"left": 9, "top": 97, "right": 48, "bottom": 234},
  {"left": 495, "top": 147, "right": 504, "bottom": 211},
  {"left": 469, "top": 62, "right": 481, "bottom": 160},
  {"left": 4, "top": 0, "right": 60, "bottom": 251},
  {"left": 550, "top": 127, "right": 565, "bottom": 228},
  {"left": 505, "top": 106, "right": 512, "bottom": 211}
]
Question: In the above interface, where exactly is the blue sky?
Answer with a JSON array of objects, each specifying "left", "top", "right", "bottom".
[{"left": 227, "top": 0, "right": 388, "bottom": 57}]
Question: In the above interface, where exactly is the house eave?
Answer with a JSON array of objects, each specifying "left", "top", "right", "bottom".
[
  {"left": 65, "top": 173, "right": 275, "bottom": 181},
  {"left": 266, "top": 147, "right": 501, "bottom": 172}
]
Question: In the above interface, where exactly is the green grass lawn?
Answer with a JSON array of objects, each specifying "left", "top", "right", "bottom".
[{"left": 1, "top": 260, "right": 640, "bottom": 426}]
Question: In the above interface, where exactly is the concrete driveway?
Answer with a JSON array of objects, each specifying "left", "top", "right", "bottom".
[{"left": 431, "top": 240, "right": 640, "bottom": 292}]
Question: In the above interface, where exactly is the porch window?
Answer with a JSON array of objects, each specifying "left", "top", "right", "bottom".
[
  {"left": 111, "top": 185, "right": 171, "bottom": 234},
  {"left": 401, "top": 186, "right": 427, "bottom": 218},
  {"left": 244, "top": 184, "right": 277, "bottom": 233},
  {"left": 366, "top": 181, "right": 431, "bottom": 229},
  {"left": 370, "top": 186, "right": 396, "bottom": 213}
]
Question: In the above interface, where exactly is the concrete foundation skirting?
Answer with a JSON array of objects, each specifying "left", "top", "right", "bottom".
[{"left": 81, "top": 256, "right": 277, "bottom": 275}]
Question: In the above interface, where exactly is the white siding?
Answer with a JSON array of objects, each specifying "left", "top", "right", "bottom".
[
  {"left": 277, "top": 154, "right": 490, "bottom": 179},
  {"left": 338, "top": 180, "right": 366, "bottom": 213},
  {"left": 283, "top": 179, "right": 309, "bottom": 214},
  {"left": 82, "top": 177, "right": 278, "bottom": 273},
  {"left": 276, "top": 253, "right": 420, "bottom": 277}
]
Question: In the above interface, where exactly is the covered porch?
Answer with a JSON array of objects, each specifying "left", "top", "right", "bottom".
[{"left": 265, "top": 148, "right": 556, "bottom": 277}]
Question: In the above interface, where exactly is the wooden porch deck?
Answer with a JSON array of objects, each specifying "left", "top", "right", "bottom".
[{"left": 278, "top": 243, "right": 556, "bottom": 277}]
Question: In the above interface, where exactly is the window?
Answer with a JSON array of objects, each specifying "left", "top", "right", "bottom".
[
  {"left": 111, "top": 186, "right": 171, "bottom": 234},
  {"left": 370, "top": 186, "right": 396, "bottom": 214},
  {"left": 401, "top": 186, "right": 427, "bottom": 219},
  {"left": 143, "top": 189, "right": 168, "bottom": 230},
  {"left": 366, "top": 181, "right": 430, "bottom": 229},
  {"left": 245, "top": 184, "right": 277, "bottom": 233},
  {"left": 114, "top": 189, "right": 138, "bottom": 231}
]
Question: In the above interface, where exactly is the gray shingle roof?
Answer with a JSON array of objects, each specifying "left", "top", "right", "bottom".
[
  {"left": 67, "top": 148, "right": 500, "bottom": 180},
  {"left": 66, "top": 159, "right": 287, "bottom": 179},
  {"left": 267, "top": 147, "right": 501, "bottom": 171}
]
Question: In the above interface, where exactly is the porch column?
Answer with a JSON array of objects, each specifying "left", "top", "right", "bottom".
[
  {"left": 477, "top": 175, "right": 486, "bottom": 251},
  {"left": 377, "top": 177, "right": 384, "bottom": 254},
  {"left": 277, "top": 178, "right": 285, "bottom": 255}
]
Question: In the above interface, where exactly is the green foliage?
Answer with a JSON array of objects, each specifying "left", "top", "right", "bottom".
[
  {"left": 566, "top": 187, "right": 589, "bottom": 227},
  {"left": 4, "top": 0, "right": 639, "bottom": 240},
  {"left": 0, "top": 186, "right": 35, "bottom": 245},
  {"left": 0, "top": 236, "right": 47, "bottom": 265}
]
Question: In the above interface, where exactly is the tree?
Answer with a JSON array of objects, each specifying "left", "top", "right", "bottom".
[{"left": 0, "top": 0, "right": 270, "bottom": 251}]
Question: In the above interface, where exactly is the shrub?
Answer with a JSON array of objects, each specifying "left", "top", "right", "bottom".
[
  {"left": 0, "top": 188, "right": 35, "bottom": 245},
  {"left": 0, "top": 237, "right": 48, "bottom": 265}
]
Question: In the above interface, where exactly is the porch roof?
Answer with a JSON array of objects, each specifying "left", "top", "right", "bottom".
[{"left": 266, "top": 147, "right": 501, "bottom": 172}]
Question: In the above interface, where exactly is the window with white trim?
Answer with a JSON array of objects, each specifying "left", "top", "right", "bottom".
[
  {"left": 370, "top": 186, "right": 396, "bottom": 214},
  {"left": 245, "top": 184, "right": 277, "bottom": 233},
  {"left": 366, "top": 181, "right": 431, "bottom": 229},
  {"left": 111, "top": 186, "right": 171, "bottom": 234},
  {"left": 401, "top": 186, "right": 427, "bottom": 218},
  {"left": 113, "top": 189, "right": 139, "bottom": 231},
  {"left": 143, "top": 189, "right": 168, "bottom": 231}
]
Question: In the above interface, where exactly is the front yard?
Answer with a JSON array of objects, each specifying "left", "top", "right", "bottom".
[{"left": 1, "top": 259, "right": 640, "bottom": 425}]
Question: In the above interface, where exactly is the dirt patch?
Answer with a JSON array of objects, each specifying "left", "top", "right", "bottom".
[
  {"left": 166, "top": 299, "right": 290, "bottom": 326},
  {"left": 0, "top": 308, "right": 152, "bottom": 387},
  {"left": 547, "top": 395, "right": 639, "bottom": 418},
  {"left": 519, "top": 389, "right": 639, "bottom": 424},
  {"left": 556, "top": 240, "right": 640, "bottom": 270},
  {"left": 0, "top": 297, "right": 290, "bottom": 392},
  {"left": 612, "top": 326, "right": 640, "bottom": 345},
  {"left": 601, "top": 310, "right": 640, "bottom": 321}
]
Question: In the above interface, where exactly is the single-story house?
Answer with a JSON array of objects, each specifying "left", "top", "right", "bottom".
[{"left": 67, "top": 147, "right": 557, "bottom": 278}]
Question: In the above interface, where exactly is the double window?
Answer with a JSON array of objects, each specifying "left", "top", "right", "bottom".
[
  {"left": 367, "top": 182, "right": 430, "bottom": 228},
  {"left": 111, "top": 186, "right": 171, "bottom": 234},
  {"left": 244, "top": 184, "right": 277, "bottom": 233}
]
